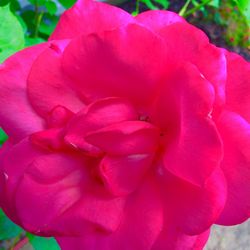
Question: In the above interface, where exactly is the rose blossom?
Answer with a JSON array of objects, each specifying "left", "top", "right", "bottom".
[{"left": 0, "top": 0, "right": 249, "bottom": 249}]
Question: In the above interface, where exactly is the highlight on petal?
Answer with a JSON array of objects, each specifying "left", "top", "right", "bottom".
[
  {"left": 136, "top": 10, "right": 185, "bottom": 31},
  {"left": 0, "top": 44, "right": 48, "bottom": 142},
  {"left": 50, "top": 0, "right": 134, "bottom": 40}
]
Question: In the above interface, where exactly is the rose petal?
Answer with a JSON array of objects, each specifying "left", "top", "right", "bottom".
[
  {"left": 152, "top": 226, "right": 210, "bottom": 250},
  {"left": 49, "top": 0, "right": 134, "bottom": 40},
  {"left": 56, "top": 176, "right": 163, "bottom": 250},
  {"left": 99, "top": 154, "right": 154, "bottom": 196},
  {"left": 85, "top": 121, "right": 160, "bottom": 155},
  {"left": 65, "top": 97, "right": 138, "bottom": 155},
  {"left": 216, "top": 111, "right": 250, "bottom": 225},
  {"left": 28, "top": 40, "right": 83, "bottom": 118},
  {"left": 223, "top": 50, "right": 250, "bottom": 122},
  {"left": 160, "top": 63, "right": 223, "bottom": 186},
  {"left": 136, "top": 10, "right": 185, "bottom": 30},
  {"left": 14, "top": 152, "right": 91, "bottom": 235},
  {"left": 158, "top": 167, "right": 226, "bottom": 235},
  {"left": 0, "top": 44, "right": 48, "bottom": 142},
  {"left": 62, "top": 23, "right": 167, "bottom": 107},
  {"left": 154, "top": 22, "right": 227, "bottom": 111}
]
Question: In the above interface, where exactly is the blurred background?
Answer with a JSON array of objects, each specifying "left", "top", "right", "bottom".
[{"left": 0, "top": 0, "right": 249, "bottom": 249}]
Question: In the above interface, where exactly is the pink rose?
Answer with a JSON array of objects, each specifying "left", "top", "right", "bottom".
[{"left": 0, "top": 0, "right": 249, "bottom": 249}]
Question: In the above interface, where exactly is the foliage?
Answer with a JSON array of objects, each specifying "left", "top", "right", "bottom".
[{"left": 0, "top": 5, "right": 25, "bottom": 63}]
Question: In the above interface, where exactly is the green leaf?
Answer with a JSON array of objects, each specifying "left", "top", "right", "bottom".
[
  {"left": 0, "top": 128, "right": 8, "bottom": 146},
  {"left": 45, "top": 0, "right": 58, "bottom": 15},
  {"left": 237, "top": 0, "right": 250, "bottom": 23},
  {"left": 39, "top": 14, "right": 59, "bottom": 36},
  {"left": 58, "top": 0, "right": 76, "bottom": 9},
  {"left": 208, "top": 0, "right": 220, "bottom": 8},
  {"left": 0, "top": 209, "right": 23, "bottom": 240},
  {"left": 0, "top": 5, "right": 25, "bottom": 63},
  {"left": 27, "top": 233, "right": 60, "bottom": 250}
]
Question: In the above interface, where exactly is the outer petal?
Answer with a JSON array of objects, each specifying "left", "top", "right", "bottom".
[
  {"left": 159, "top": 63, "right": 223, "bottom": 187},
  {"left": 136, "top": 10, "right": 185, "bottom": 30},
  {"left": 0, "top": 44, "right": 48, "bottom": 142},
  {"left": 1, "top": 138, "right": 125, "bottom": 236},
  {"left": 62, "top": 23, "right": 167, "bottom": 107},
  {"left": 152, "top": 226, "right": 210, "bottom": 250},
  {"left": 150, "top": 22, "right": 226, "bottom": 111},
  {"left": 49, "top": 0, "right": 134, "bottom": 40},
  {"left": 56, "top": 176, "right": 163, "bottom": 250},
  {"left": 216, "top": 111, "right": 250, "bottom": 225},
  {"left": 157, "top": 167, "right": 226, "bottom": 235},
  {"left": 28, "top": 40, "right": 83, "bottom": 118},
  {"left": 223, "top": 50, "right": 250, "bottom": 122}
]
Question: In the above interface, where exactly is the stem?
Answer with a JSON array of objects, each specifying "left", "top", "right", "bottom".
[
  {"left": 179, "top": 0, "right": 192, "bottom": 16},
  {"left": 132, "top": 0, "right": 140, "bottom": 16},
  {"left": 12, "top": 237, "right": 28, "bottom": 250},
  {"left": 182, "top": 0, "right": 213, "bottom": 17},
  {"left": 33, "top": 0, "right": 44, "bottom": 38},
  {"left": 34, "top": 12, "right": 44, "bottom": 38}
]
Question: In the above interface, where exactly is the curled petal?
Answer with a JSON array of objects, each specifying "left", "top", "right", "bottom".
[
  {"left": 28, "top": 40, "right": 83, "bottom": 118},
  {"left": 65, "top": 97, "right": 138, "bottom": 155},
  {"left": 99, "top": 154, "right": 154, "bottom": 196},
  {"left": 0, "top": 44, "right": 48, "bottom": 142},
  {"left": 85, "top": 121, "right": 160, "bottom": 155},
  {"left": 153, "top": 22, "right": 226, "bottom": 111},
  {"left": 160, "top": 63, "right": 223, "bottom": 186}
]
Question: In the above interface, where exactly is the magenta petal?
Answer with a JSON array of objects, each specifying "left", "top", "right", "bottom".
[
  {"left": 161, "top": 167, "right": 226, "bottom": 235},
  {"left": 157, "top": 22, "right": 226, "bottom": 110},
  {"left": 49, "top": 192, "right": 126, "bottom": 235},
  {"left": 49, "top": 0, "right": 134, "bottom": 40},
  {"left": 62, "top": 23, "right": 167, "bottom": 106},
  {"left": 85, "top": 121, "right": 160, "bottom": 155},
  {"left": 216, "top": 111, "right": 250, "bottom": 225},
  {"left": 152, "top": 226, "right": 210, "bottom": 250},
  {"left": 223, "top": 50, "right": 250, "bottom": 122},
  {"left": 99, "top": 154, "right": 154, "bottom": 196},
  {"left": 161, "top": 63, "right": 223, "bottom": 186},
  {"left": 14, "top": 152, "right": 90, "bottom": 234},
  {"left": 56, "top": 176, "right": 163, "bottom": 250},
  {"left": 65, "top": 97, "right": 138, "bottom": 155},
  {"left": 0, "top": 44, "right": 48, "bottom": 142},
  {"left": 28, "top": 40, "right": 83, "bottom": 118},
  {"left": 136, "top": 10, "right": 185, "bottom": 30}
]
